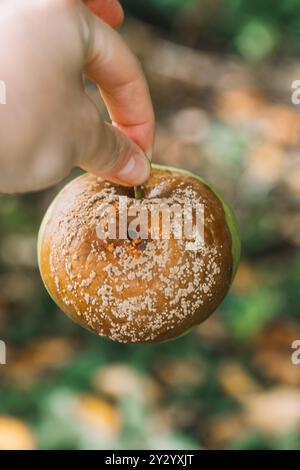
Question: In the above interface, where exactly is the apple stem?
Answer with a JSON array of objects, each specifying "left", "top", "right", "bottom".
[{"left": 134, "top": 186, "right": 143, "bottom": 200}]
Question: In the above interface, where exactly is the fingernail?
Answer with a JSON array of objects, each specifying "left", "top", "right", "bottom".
[{"left": 114, "top": 154, "right": 151, "bottom": 186}]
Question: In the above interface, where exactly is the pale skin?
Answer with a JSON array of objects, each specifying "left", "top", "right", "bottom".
[{"left": 0, "top": 0, "right": 155, "bottom": 193}]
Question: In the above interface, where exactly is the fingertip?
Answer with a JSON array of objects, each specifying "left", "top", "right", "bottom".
[
  {"left": 105, "top": 152, "right": 151, "bottom": 187},
  {"left": 112, "top": 1, "right": 125, "bottom": 28},
  {"left": 85, "top": 0, "right": 124, "bottom": 28}
]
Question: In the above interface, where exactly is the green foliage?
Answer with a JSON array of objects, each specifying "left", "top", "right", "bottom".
[
  {"left": 230, "top": 432, "right": 272, "bottom": 450},
  {"left": 282, "top": 256, "right": 300, "bottom": 319},
  {"left": 0, "top": 196, "right": 38, "bottom": 235},
  {"left": 123, "top": 0, "right": 300, "bottom": 59},
  {"left": 122, "top": 0, "right": 192, "bottom": 27},
  {"left": 235, "top": 19, "right": 278, "bottom": 61},
  {"left": 223, "top": 288, "right": 283, "bottom": 341}
]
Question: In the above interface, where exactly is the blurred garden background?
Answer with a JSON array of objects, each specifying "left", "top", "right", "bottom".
[{"left": 1, "top": 0, "right": 300, "bottom": 450}]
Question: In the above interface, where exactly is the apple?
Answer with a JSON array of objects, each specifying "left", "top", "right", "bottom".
[{"left": 38, "top": 164, "right": 240, "bottom": 343}]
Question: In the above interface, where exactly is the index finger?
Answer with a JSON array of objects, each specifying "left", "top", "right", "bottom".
[
  {"left": 83, "top": 0, "right": 124, "bottom": 28},
  {"left": 84, "top": 13, "right": 155, "bottom": 155}
]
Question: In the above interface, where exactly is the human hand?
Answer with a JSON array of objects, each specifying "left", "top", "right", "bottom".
[{"left": 0, "top": 0, "right": 154, "bottom": 193}]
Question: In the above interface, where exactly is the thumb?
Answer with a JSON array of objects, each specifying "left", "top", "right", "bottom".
[{"left": 74, "top": 99, "right": 151, "bottom": 186}]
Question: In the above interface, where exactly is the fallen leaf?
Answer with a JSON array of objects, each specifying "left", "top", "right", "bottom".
[
  {"left": 244, "top": 387, "right": 300, "bottom": 436},
  {"left": 261, "top": 106, "right": 300, "bottom": 147},
  {"left": 206, "top": 413, "right": 247, "bottom": 448},
  {"left": 93, "top": 364, "right": 161, "bottom": 404},
  {"left": 76, "top": 395, "right": 121, "bottom": 441},
  {"left": 245, "top": 142, "right": 285, "bottom": 186},
  {"left": 217, "top": 87, "right": 267, "bottom": 126},
  {"left": 6, "top": 338, "right": 76, "bottom": 386},
  {"left": 0, "top": 416, "right": 35, "bottom": 450},
  {"left": 156, "top": 358, "right": 204, "bottom": 389},
  {"left": 218, "top": 362, "right": 262, "bottom": 402}
]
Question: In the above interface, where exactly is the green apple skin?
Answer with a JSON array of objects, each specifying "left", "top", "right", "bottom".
[{"left": 38, "top": 165, "right": 241, "bottom": 341}]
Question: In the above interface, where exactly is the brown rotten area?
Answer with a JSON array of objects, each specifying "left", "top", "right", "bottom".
[{"left": 38, "top": 166, "right": 237, "bottom": 343}]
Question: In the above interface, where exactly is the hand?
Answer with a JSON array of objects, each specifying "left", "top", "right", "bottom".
[{"left": 0, "top": 0, "right": 154, "bottom": 193}]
